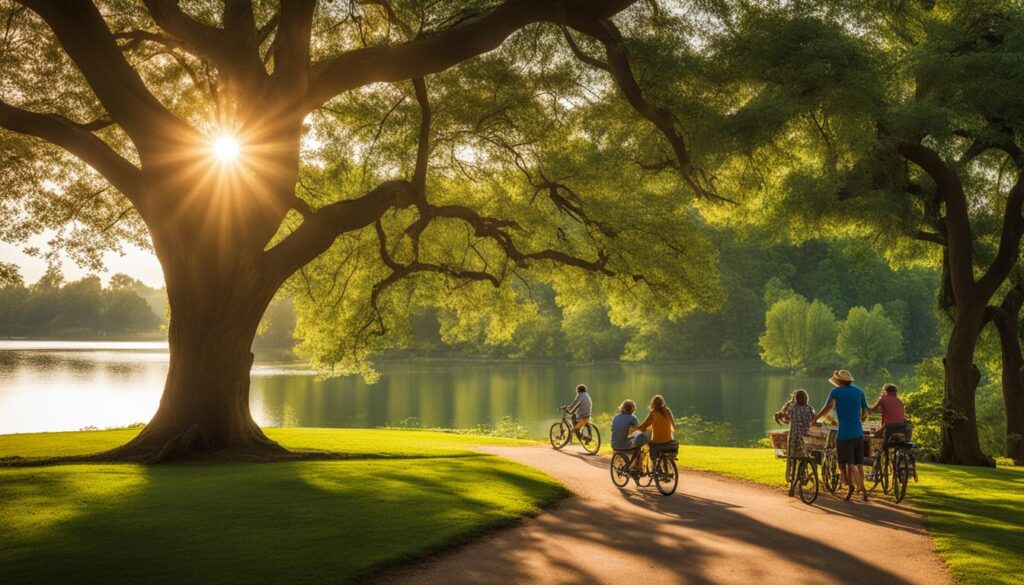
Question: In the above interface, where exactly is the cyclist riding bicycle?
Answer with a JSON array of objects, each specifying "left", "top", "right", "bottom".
[
  {"left": 566, "top": 384, "right": 593, "bottom": 437},
  {"left": 611, "top": 400, "right": 648, "bottom": 468},
  {"left": 637, "top": 395, "right": 678, "bottom": 459}
]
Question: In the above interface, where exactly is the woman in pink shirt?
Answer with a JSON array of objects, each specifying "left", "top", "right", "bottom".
[{"left": 868, "top": 383, "right": 908, "bottom": 444}]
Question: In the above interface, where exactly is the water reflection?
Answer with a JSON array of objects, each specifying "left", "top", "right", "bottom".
[{"left": 0, "top": 343, "right": 904, "bottom": 441}]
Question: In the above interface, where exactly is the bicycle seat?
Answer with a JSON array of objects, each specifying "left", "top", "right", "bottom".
[{"left": 651, "top": 441, "right": 679, "bottom": 454}]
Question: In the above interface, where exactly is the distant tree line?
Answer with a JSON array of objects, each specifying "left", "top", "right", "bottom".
[
  {"left": 0, "top": 264, "right": 164, "bottom": 339},
  {"left": 759, "top": 294, "right": 904, "bottom": 375},
  {"left": 379, "top": 232, "right": 942, "bottom": 364},
  {"left": 1, "top": 232, "right": 941, "bottom": 364}
]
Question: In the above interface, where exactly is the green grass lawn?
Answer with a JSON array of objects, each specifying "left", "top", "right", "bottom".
[
  {"left": 678, "top": 445, "right": 1024, "bottom": 585},
  {"left": 0, "top": 428, "right": 565, "bottom": 585}
]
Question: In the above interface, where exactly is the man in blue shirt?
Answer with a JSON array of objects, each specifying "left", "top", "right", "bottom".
[{"left": 815, "top": 369, "right": 869, "bottom": 501}]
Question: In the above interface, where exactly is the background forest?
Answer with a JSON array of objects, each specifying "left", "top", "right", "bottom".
[{"left": 0, "top": 226, "right": 942, "bottom": 365}]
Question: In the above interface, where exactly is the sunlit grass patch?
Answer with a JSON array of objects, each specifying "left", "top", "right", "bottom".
[{"left": 0, "top": 428, "right": 564, "bottom": 585}]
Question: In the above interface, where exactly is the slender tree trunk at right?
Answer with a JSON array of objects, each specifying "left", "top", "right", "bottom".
[
  {"left": 940, "top": 308, "right": 995, "bottom": 466},
  {"left": 990, "top": 300, "right": 1024, "bottom": 465}
]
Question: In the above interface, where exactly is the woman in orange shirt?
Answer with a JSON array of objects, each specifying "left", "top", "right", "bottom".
[{"left": 638, "top": 395, "right": 677, "bottom": 457}]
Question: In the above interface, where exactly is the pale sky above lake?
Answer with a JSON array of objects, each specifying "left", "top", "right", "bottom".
[{"left": 0, "top": 237, "right": 164, "bottom": 287}]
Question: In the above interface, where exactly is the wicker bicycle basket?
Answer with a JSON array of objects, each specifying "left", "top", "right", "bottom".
[
  {"left": 802, "top": 426, "right": 830, "bottom": 451},
  {"left": 768, "top": 430, "right": 789, "bottom": 459}
]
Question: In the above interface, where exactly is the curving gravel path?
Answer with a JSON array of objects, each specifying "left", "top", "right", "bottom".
[{"left": 375, "top": 445, "right": 951, "bottom": 585}]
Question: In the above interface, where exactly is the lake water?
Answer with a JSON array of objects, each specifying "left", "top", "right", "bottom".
[{"left": 0, "top": 341, "right": 903, "bottom": 442}]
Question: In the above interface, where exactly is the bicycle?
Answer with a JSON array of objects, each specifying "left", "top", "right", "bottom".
[
  {"left": 609, "top": 441, "right": 679, "bottom": 496},
  {"left": 772, "top": 425, "right": 828, "bottom": 505},
  {"left": 815, "top": 425, "right": 845, "bottom": 496},
  {"left": 868, "top": 426, "right": 918, "bottom": 503},
  {"left": 785, "top": 444, "right": 820, "bottom": 505},
  {"left": 549, "top": 406, "right": 601, "bottom": 455}
]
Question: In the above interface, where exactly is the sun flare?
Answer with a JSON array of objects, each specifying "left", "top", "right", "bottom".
[{"left": 212, "top": 135, "right": 240, "bottom": 162}]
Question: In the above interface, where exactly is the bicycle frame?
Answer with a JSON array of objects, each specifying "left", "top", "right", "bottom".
[
  {"left": 559, "top": 408, "right": 584, "bottom": 442},
  {"left": 618, "top": 447, "right": 673, "bottom": 479}
]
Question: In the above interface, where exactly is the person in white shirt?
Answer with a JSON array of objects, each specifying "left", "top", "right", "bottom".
[{"left": 567, "top": 384, "right": 593, "bottom": 437}]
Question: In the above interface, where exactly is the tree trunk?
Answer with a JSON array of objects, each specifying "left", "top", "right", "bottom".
[
  {"left": 940, "top": 310, "right": 996, "bottom": 466},
  {"left": 990, "top": 303, "right": 1024, "bottom": 465},
  {"left": 104, "top": 248, "right": 286, "bottom": 462}
]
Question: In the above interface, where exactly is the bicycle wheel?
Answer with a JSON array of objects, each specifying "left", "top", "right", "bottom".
[
  {"left": 609, "top": 452, "right": 631, "bottom": 487},
  {"left": 549, "top": 422, "right": 570, "bottom": 449},
  {"left": 636, "top": 450, "right": 653, "bottom": 487},
  {"left": 579, "top": 423, "right": 601, "bottom": 455},
  {"left": 869, "top": 454, "right": 883, "bottom": 492},
  {"left": 893, "top": 452, "right": 910, "bottom": 503},
  {"left": 880, "top": 452, "right": 893, "bottom": 494},
  {"left": 822, "top": 451, "right": 840, "bottom": 494},
  {"left": 654, "top": 456, "right": 679, "bottom": 496},
  {"left": 797, "top": 460, "right": 819, "bottom": 505}
]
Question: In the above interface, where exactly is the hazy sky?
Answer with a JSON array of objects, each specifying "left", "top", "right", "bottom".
[{"left": 0, "top": 236, "right": 165, "bottom": 287}]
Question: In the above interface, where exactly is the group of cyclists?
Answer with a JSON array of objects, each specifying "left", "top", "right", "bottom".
[
  {"left": 563, "top": 383, "right": 680, "bottom": 457},
  {"left": 774, "top": 369, "right": 912, "bottom": 502},
  {"left": 553, "top": 369, "right": 913, "bottom": 501},
  {"left": 556, "top": 384, "right": 681, "bottom": 495}
]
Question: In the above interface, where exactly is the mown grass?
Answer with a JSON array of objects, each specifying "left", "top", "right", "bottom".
[
  {"left": 0, "top": 428, "right": 565, "bottom": 585},
  {"left": 677, "top": 445, "right": 1024, "bottom": 585}
]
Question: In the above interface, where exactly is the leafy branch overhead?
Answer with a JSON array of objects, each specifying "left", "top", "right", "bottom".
[{"left": 0, "top": 0, "right": 726, "bottom": 378}]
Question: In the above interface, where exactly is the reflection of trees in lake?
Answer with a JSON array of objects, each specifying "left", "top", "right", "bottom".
[{"left": 3, "top": 353, "right": 908, "bottom": 438}]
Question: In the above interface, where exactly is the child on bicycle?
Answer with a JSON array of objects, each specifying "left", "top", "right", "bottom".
[
  {"left": 774, "top": 389, "right": 816, "bottom": 497},
  {"left": 566, "top": 384, "right": 592, "bottom": 437},
  {"left": 611, "top": 400, "right": 648, "bottom": 447}
]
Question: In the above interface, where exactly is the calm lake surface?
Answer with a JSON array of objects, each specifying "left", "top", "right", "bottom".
[{"left": 0, "top": 341, "right": 905, "bottom": 441}]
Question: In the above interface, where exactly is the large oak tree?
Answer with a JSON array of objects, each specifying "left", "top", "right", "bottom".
[{"left": 0, "top": 1, "right": 724, "bottom": 460}]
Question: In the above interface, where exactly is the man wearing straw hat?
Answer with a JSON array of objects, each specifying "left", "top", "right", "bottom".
[{"left": 815, "top": 369, "right": 870, "bottom": 501}]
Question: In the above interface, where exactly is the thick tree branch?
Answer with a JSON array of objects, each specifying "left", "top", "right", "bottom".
[
  {"left": 898, "top": 141, "right": 976, "bottom": 303},
  {"left": 915, "top": 230, "right": 947, "bottom": 246},
  {"left": 978, "top": 172, "right": 1024, "bottom": 300},
  {"left": 221, "top": 0, "right": 268, "bottom": 100},
  {"left": 272, "top": 0, "right": 316, "bottom": 103},
  {"left": 411, "top": 77, "right": 431, "bottom": 195},
  {"left": 261, "top": 180, "right": 418, "bottom": 281},
  {"left": 141, "top": 0, "right": 224, "bottom": 60},
  {"left": 560, "top": 26, "right": 609, "bottom": 71},
  {"left": 256, "top": 12, "right": 279, "bottom": 46},
  {"left": 306, "top": 0, "right": 639, "bottom": 110},
  {"left": 0, "top": 100, "right": 144, "bottom": 207},
  {"left": 18, "top": 0, "right": 189, "bottom": 150}
]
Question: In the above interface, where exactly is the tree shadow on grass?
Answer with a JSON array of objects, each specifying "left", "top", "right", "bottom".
[{"left": 0, "top": 454, "right": 563, "bottom": 585}]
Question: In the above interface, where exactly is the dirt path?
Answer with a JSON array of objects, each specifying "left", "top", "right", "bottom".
[{"left": 376, "top": 445, "right": 951, "bottom": 585}]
